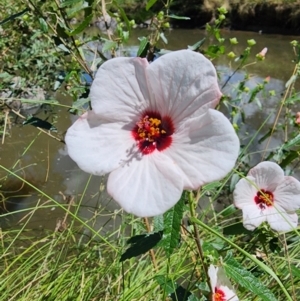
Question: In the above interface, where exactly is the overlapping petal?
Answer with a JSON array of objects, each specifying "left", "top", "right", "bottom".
[
  {"left": 107, "top": 152, "right": 184, "bottom": 217},
  {"left": 208, "top": 265, "right": 218, "bottom": 290},
  {"left": 241, "top": 204, "right": 266, "bottom": 230},
  {"left": 233, "top": 176, "right": 257, "bottom": 208},
  {"left": 90, "top": 57, "right": 151, "bottom": 123},
  {"left": 266, "top": 207, "right": 298, "bottom": 232},
  {"left": 274, "top": 176, "right": 300, "bottom": 211},
  {"left": 248, "top": 161, "right": 284, "bottom": 191},
  {"left": 146, "top": 50, "right": 222, "bottom": 124},
  {"left": 208, "top": 265, "right": 239, "bottom": 301},
  {"left": 65, "top": 111, "right": 137, "bottom": 175},
  {"left": 220, "top": 286, "right": 239, "bottom": 301},
  {"left": 166, "top": 109, "right": 239, "bottom": 189}
]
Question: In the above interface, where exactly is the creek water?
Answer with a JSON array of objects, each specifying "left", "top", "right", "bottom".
[{"left": 0, "top": 29, "right": 299, "bottom": 234}]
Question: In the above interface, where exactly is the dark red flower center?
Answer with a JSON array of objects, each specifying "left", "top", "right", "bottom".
[
  {"left": 213, "top": 288, "right": 226, "bottom": 301},
  {"left": 132, "top": 111, "right": 174, "bottom": 155},
  {"left": 254, "top": 189, "right": 274, "bottom": 209}
]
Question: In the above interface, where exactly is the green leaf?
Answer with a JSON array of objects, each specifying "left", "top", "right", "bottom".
[
  {"left": 258, "top": 128, "right": 273, "bottom": 144},
  {"left": 113, "top": 1, "right": 131, "bottom": 31},
  {"left": 283, "top": 133, "right": 300, "bottom": 149},
  {"left": 146, "top": 0, "right": 158, "bottom": 11},
  {"left": 254, "top": 97, "right": 262, "bottom": 109},
  {"left": 153, "top": 215, "right": 164, "bottom": 232},
  {"left": 155, "top": 275, "right": 174, "bottom": 295},
  {"left": 120, "top": 231, "right": 163, "bottom": 262},
  {"left": 279, "top": 151, "right": 299, "bottom": 168},
  {"left": 205, "top": 45, "right": 224, "bottom": 58},
  {"left": 122, "top": 31, "right": 129, "bottom": 42},
  {"left": 230, "top": 173, "right": 240, "bottom": 192},
  {"left": 219, "top": 204, "right": 237, "bottom": 218},
  {"left": 60, "top": 0, "right": 83, "bottom": 8},
  {"left": 137, "top": 37, "right": 149, "bottom": 58},
  {"left": 202, "top": 181, "right": 222, "bottom": 191},
  {"left": 68, "top": 98, "right": 90, "bottom": 114},
  {"left": 291, "top": 265, "right": 300, "bottom": 279},
  {"left": 39, "top": 18, "right": 48, "bottom": 33},
  {"left": 67, "top": 3, "right": 89, "bottom": 17},
  {"left": 187, "top": 38, "right": 206, "bottom": 51},
  {"left": 224, "top": 255, "right": 277, "bottom": 301},
  {"left": 68, "top": 14, "right": 92, "bottom": 36},
  {"left": 161, "top": 193, "right": 185, "bottom": 257},
  {"left": 168, "top": 14, "right": 190, "bottom": 20},
  {"left": 187, "top": 295, "right": 202, "bottom": 301},
  {"left": 101, "top": 39, "right": 118, "bottom": 52}
]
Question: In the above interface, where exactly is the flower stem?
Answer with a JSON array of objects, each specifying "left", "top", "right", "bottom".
[{"left": 188, "top": 191, "right": 213, "bottom": 294}]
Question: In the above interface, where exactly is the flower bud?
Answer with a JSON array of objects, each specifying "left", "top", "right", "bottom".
[
  {"left": 230, "top": 38, "right": 238, "bottom": 45},
  {"left": 247, "top": 39, "right": 256, "bottom": 46}
]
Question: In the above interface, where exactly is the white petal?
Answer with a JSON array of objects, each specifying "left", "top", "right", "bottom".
[
  {"left": 147, "top": 50, "right": 222, "bottom": 125},
  {"left": 208, "top": 265, "right": 218, "bottom": 289},
  {"left": 266, "top": 206, "right": 298, "bottom": 232},
  {"left": 219, "top": 285, "right": 239, "bottom": 301},
  {"left": 65, "top": 111, "right": 137, "bottom": 175},
  {"left": 248, "top": 161, "right": 284, "bottom": 191},
  {"left": 107, "top": 152, "right": 184, "bottom": 217},
  {"left": 241, "top": 204, "right": 266, "bottom": 230},
  {"left": 274, "top": 176, "right": 300, "bottom": 211},
  {"left": 233, "top": 176, "right": 257, "bottom": 209},
  {"left": 166, "top": 109, "right": 239, "bottom": 189},
  {"left": 90, "top": 57, "right": 151, "bottom": 122}
]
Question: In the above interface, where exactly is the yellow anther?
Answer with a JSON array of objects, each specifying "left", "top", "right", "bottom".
[{"left": 149, "top": 118, "right": 161, "bottom": 126}]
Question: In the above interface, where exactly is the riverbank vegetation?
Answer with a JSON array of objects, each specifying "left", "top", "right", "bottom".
[
  {"left": 121, "top": 0, "right": 300, "bottom": 34},
  {"left": 1, "top": 0, "right": 300, "bottom": 300}
]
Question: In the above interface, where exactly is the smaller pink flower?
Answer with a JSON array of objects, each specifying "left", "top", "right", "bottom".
[
  {"left": 233, "top": 161, "right": 300, "bottom": 231},
  {"left": 296, "top": 112, "right": 300, "bottom": 124},
  {"left": 208, "top": 265, "right": 239, "bottom": 301},
  {"left": 256, "top": 47, "right": 268, "bottom": 60},
  {"left": 259, "top": 47, "right": 268, "bottom": 56},
  {"left": 264, "top": 76, "right": 270, "bottom": 83}
]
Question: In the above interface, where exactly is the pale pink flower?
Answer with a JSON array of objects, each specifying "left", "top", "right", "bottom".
[
  {"left": 208, "top": 265, "right": 239, "bottom": 301},
  {"left": 256, "top": 47, "right": 268, "bottom": 60},
  {"left": 65, "top": 50, "right": 240, "bottom": 217},
  {"left": 259, "top": 47, "right": 268, "bottom": 56},
  {"left": 234, "top": 161, "right": 300, "bottom": 231}
]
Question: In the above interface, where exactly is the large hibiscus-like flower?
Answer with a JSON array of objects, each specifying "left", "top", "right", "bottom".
[
  {"left": 234, "top": 161, "right": 300, "bottom": 231},
  {"left": 66, "top": 50, "right": 239, "bottom": 217},
  {"left": 208, "top": 265, "right": 239, "bottom": 301}
]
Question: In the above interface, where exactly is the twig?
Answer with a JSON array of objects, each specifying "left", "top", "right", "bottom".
[
  {"left": 10, "top": 108, "right": 65, "bottom": 144},
  {"left": 2, "top": 109, "right": 9, "bottom": 144}
]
